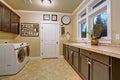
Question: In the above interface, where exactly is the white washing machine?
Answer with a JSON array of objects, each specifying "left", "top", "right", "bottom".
[
  {"left": 0, "top": 43, "right": 26, "bottom": 75},
  {"left": 22, "top": 42, "right": 30, "bottom": 64}
]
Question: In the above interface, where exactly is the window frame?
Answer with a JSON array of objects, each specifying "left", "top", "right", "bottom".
[
  {"left": 78, "top": 19, "right": 88, "bottom": 41},
  {"left": 77, "top": 0, "right": 111, "bottom": 43}
]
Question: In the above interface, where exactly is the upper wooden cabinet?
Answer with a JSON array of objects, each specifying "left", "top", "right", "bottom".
[
  {"left": 2, "top": 6, "right": 11, "bottom": 32},
  {"left": 0, "top": 2, "right": 20, "bottom": 34},
  {"left": 0, "top": 2, "right": 3, "bottom": 31},
  {"left": 11, "top": 12, "right": 20, "bottom": 34}
]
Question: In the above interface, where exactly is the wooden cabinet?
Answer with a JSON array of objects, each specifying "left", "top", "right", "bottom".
[
  {"left": 63, "top": 45, "right": 79, "bottom": 72},
  {"left": 11, "top": 12, "right": 20, "bottom": 34},
  {"left": 65, "top": 45, "right": 69, "bottom": 61},
  {"left": 68, "top": 48, "right": 73, "bottom": 65},
  {"left": 2, "top": 6, "right": 11, "bottom": 32},
  {"left": 79, "top": 54, "right": 89, "bottom": 80},
  {"left": 112, "top": 57, "right": 120, "bottom": 80},
  {"left": 69, "top": 46, "right": 79, "bottom": 71},
  {"left": 79, "top": 49, "right": 111, "bottom": 80},
  {"left": 92, "top": 60, "right": 110, "bottom": 80},
  {"left": 0, "top": 2, "right": 3, "bottom": 30},
  {"left": 63, "top": 44, "right": 120, "bottom": 80},
  {"left": 0, "top": 2, "right": 20, "bottom": 34},
  {"left": 0, "top": 3, "right": 3, "bottom": 30}
]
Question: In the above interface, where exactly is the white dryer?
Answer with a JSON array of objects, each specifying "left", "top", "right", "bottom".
[{"left": 0, "top": 43, "right": 26, "bottom": 75}]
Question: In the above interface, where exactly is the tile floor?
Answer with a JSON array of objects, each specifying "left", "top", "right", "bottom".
[{"left": 0, "top": 59, "right": 82, "bottom": 80}]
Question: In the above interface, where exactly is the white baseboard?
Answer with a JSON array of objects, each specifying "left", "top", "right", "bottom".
[
  {"left": 30, "top": 57, "right": 42, "bottom": 60},
  {"left": 30, "top": 55, "right": 64, "bottom": 60}
]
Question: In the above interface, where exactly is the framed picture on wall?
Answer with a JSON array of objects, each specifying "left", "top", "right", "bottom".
[
  {"left": 51, "top": 14, "right": 57, "bottom": 21},
  {"left": 43, "top": 14, "right": 50, "bottom": 20},
  {"left": 21, "top": 23, "right": 39, "bottom": 37}
]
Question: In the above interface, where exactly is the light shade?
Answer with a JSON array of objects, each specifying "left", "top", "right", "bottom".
[{"left": 41, "top": 0, "right": 51, "bottom": 6}]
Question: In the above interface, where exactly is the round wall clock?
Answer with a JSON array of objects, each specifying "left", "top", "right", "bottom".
[{"left": 61, "top": 15, "right": 71, "bottom": 25}]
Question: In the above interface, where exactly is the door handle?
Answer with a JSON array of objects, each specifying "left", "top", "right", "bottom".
[{"left": 56, "top": 42, "right": 58, "bottom": 44}]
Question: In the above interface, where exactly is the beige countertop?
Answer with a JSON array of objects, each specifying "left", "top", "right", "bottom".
[{"left": 64, "top": 42, "right": 120, "bottom": 59}]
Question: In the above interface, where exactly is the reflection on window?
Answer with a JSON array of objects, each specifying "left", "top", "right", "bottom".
[
  {"left": 93, "top": 11, "right": 107, "bottom": 37},
  {"left": 93, "top": 0, "right": 106, "bottom": 9},
  {"left": 81, "top": 22, "right": 87, "bottom": 38}
]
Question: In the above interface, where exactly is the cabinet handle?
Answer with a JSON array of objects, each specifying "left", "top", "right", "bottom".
[
  {"left": 88, "top": 61, "right": 91, "bottom": 65},
  {"left": 71, "top": 51, "right": 73, "bottom": 54},
  {"left": 87, "top": 58, "right": 91, "bottom": 65}
]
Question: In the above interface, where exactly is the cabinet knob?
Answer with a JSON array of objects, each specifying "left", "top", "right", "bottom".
[{"left": 56, "top": 42, "right": 58, "bottom": 44}]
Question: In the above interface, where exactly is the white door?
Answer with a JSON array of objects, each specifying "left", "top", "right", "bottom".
[{"left": 41, "top": 22, "right": 59, "bottom": 58}]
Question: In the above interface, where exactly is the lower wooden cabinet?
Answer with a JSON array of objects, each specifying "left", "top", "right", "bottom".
[
  {"left": 79, "top": 49, "right": 111, "bottom": 80},
  {"left": 79, "top": 54, "right": 89, "bottom": 80},
  {"left": 65, "top": 45, "right": 69, "bottom": 61},
  {"left": 92, "top": 60, "right": 110, "bottom": 80},
  {"left": 63, "top": 44, "right": 120, "bottom": 80},
  {"left": 68, "top": 49, "right": 73, "bottom": 65},
  {"left": 73, "top": 50, "right": 79, "bottom": 71}
]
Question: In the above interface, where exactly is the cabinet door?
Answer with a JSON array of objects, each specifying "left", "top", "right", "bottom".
[
  {"left": 65, "top": 46, "right": 69, "bottom": 60},
  {"left": 11, "top": 12, "right": 20, "bottom": 34},
  {"left": 0, "top": 3, "right": 3, "bottom": 30},
  {"left": 63, "top": 44, "right": 66, "bottom": 58},
  {"left": 2, "top": 6, "right": 11, "bottom": 32},
  {"left": 79, "top": 54, "right": 89, "bottom": 80},
  {"left": 73, "top": 51, "right": 79, "bottom": 71},
  {"left": 68, "top": 49, "right": 73, "bottom": 65},
  {"left": 92, "top": 60, "right": 110, "bottom": 80}
]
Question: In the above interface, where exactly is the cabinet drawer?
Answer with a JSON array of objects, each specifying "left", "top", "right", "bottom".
[
  {"left": 69, "top": 46, "right": 79, "bottom": 52},
  {"left": 90, "top": 52, "right": 110, "bottom": 65},
  {"left": 80, "top": 49, "right": 110, "bottom": 65}
]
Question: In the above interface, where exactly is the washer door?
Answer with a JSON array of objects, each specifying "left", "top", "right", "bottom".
[
  {"left": 26, "top": 46, "right": 30, "bottom": 57},
  {"left": 18, "top": 48, "right": 25, "bottom": 63}
]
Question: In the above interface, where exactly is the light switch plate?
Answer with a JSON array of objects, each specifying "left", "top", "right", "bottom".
[{"left": 116, "top": 34, "right": 120, "bottom": 40}]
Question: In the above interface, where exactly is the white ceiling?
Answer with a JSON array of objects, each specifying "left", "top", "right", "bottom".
[{"left": 4, "top": 0, "right": 83, "bottom": 13}]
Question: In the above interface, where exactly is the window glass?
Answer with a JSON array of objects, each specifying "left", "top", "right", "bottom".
[
  {"left": 81, "top": 22, "right": 87, "bottom": 38},
  {"left": 93, "top": 0, "right": 106, "bottom": 9},
  {"left": 93, "top": 11, "right": 107, "bottom": 37}
]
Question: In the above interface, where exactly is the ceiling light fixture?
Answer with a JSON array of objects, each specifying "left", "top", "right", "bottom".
[{"left": 41, "top": 0, "right": 52, "bottom": 6}]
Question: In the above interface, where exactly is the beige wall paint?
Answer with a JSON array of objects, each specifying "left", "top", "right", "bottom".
[
  {"left": 14, "top": 11, "right": 72, "bottom": 57},
  {"left": 111, "top": 0, "right": 120, "bottom": 43},
  {"left": 71, "top": 0, "right": 90, "bottom": 42}
]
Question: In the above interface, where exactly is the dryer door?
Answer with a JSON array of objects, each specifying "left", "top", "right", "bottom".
[
  {"left": 18, "top": 48, "right": 25, "bottom": 63},
  {"left": 26, "top": 46, "right": 30, "bottom": 57}
]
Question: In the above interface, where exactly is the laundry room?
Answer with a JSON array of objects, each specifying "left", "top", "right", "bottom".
[{"left": 0, "top": 0, "right": 120, "bottom": 80}]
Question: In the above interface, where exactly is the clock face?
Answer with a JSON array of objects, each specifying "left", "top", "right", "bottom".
[{"left": 61, "top": 15, "right": 71, "bottom": 25}]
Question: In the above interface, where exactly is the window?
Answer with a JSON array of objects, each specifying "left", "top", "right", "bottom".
[
  {"left": 93, "top": 11, "right": 107, "bottom": 37},
  {"left": 78, "top": 20, "right": 88, "bottom": 40},
  {"left": 81, "top": 22, "right": 87, "bottom": 38},
  {"left": 77, "top": 0, "right": 111, "bottom": 43},
  {"left": 93, "top": 0, "right": 106, "bottom": 9}
]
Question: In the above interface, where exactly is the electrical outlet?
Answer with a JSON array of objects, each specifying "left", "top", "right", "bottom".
[{"left": 116, "top": 34, "right": 120, "bottom": 40}]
